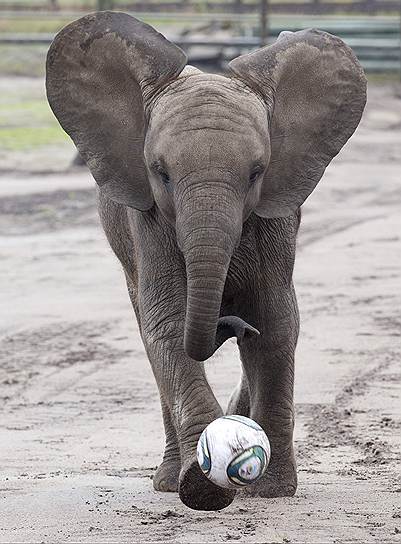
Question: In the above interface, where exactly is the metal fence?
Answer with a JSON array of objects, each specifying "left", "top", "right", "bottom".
[
  {"left": 0, "top": 0, "right": 400, "bottom": 13},
  {"left": 1, "top": 2, "right": 400, "bottom": 74}
]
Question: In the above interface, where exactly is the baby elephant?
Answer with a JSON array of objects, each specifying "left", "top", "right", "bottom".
[{"left": 46, "top": 12, "right": 366, "bottom": 510}]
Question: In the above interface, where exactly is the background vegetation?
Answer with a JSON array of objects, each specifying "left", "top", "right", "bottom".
[{"left": 0, "top": 1, "right": 399, "bottom": 164}]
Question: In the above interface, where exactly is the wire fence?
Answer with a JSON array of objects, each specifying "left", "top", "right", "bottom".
[
  {"left": 0, "top": 0, "right": 400, "bottom": 13},
  {"left": 1, "top": 1, "right": 400, "bottom": 74}
]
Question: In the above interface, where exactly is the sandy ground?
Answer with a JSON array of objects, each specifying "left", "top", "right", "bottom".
[{"left": 0, "top": 82, "right": 401, "bottom": 543}]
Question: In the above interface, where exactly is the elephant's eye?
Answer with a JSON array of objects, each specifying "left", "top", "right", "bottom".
[
  {"left": 159, "top": 170, "right": 170, "bottom": 185},
  {"left": 153, "top": 163, "right": 170, "bottom": 186},
  {"left": 151, "top": 161, "right": 171, "bottom": 185},
  {"left": 249, "top": 167, "right": 263, "bottom": 184}
]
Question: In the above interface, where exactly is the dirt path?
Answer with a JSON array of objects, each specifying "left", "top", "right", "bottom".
[{"left": 0, "top": 84, "right": 400, "bottom": 543}]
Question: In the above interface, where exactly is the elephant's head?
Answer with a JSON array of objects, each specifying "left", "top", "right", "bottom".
[{"left": 46, "top": 12, "right": 366, "bottom": 361}]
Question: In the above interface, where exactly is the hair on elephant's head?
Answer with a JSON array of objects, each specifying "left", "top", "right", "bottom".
[{"left": 46, "top": 12, "right": 367, "bottom": 361}]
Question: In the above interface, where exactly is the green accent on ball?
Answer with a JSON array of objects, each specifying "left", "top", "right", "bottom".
[{"left": 226, "top": 446, "right": 267, "bottom": 486}]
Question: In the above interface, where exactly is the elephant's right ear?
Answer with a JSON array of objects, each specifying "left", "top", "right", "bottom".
[{"left": 46, "top": 11, "right": 187, "bottom": 209}]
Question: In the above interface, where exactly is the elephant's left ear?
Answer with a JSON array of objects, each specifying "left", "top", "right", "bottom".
[{"left": 229, "top": 29, "right": 367, "bottom": 218}]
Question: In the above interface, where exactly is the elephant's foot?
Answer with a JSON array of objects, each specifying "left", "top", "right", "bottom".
[
  {"left": 179, "top": 458, "right": 236, "bottom": 511},
  {"left": 153, "top": 457, "right": 181, "bottom": 492},
  {"left": 243, "top": 460, "right": 297, "bottom": 498}
]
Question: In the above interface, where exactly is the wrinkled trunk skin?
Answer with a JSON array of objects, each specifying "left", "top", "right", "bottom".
[
  {"left": 183, "top": 229, "right": 234, "bottom": 361},
  {"left": 176, "top": 181, "right": 253, "bottom": 362}
]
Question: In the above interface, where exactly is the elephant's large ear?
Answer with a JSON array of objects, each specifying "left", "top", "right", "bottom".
[
  {"left": 229, "top": 29, "right": 366, "bottom": 218},
  {"left": 46, "top": 11, "right": 187, "bottom": 209}
]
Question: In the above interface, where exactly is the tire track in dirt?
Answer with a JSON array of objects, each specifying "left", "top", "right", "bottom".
[
  {"left": 0, "top": 321, "right": 113, "bottom": 402},
  {"left": 299, "top": 215, "right": 385, "bottom": 249},
  {"left": 297, "top": 353, "right": 401, "bottom": 479},
  {"left": 0, "top": 321, "right": 150, "bottom": 422},
  {"left": 0, "top": 188, "right": 97, "bottom": 236}
]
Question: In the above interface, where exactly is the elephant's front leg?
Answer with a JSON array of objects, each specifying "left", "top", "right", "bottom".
[
  {"left": 152, "top": 396, "right": 181, "bottom": 492},
  {"left": 143, "top": 319, "right": 235, "bottom": 509},
  {"left": 239, "top": 285, "right": 299, "bottom": 498},
  {"left": 137, "top": 243, "right": 235, "bottom": 510}
]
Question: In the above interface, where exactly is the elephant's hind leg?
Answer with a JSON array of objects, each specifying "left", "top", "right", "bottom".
[{"left": 226, "top": 371, "right": 250, "bottom": 416}]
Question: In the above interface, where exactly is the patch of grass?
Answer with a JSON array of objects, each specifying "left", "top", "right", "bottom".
[
  {"left": 0, "top": 17, "right": 73, "bottom": 34},
  {"left": 0, "top": 99, "right": 52, "bottom": 125},
  {"left": 0, "top": 45, "right": 47, "bottom": 77},
  {"left": 0, "top": 14, "right": 189, "bottom": 34},
  {"left": 0, "top": 125, "right": 70, "bottom": 151},
  {"left": 367, "top": 72, "right": 401, "bottom": 85},
  {"left": 0, "top": 82, "right": 70, "bottom": 153}
]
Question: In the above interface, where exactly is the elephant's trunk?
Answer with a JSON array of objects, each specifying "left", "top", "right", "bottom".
[
  {"left": 184, "top": 228, "right": 232, "bottom": 361},
  {"left": 176, "top": 181, "right": 259, "bottom": 362}
]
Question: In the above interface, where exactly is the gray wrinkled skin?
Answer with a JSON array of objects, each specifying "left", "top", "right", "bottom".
[{"left": 46, "top": 13, "right": 367, "bottom": 511}]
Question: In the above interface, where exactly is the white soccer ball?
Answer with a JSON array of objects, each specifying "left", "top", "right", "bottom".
[{"left": 196, "top": 415, "right": 271, "bottom": 489}]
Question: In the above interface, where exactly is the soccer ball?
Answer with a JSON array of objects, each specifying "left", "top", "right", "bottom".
[{"left": 196, "top": 415, "right": 270, "bottom": 489}]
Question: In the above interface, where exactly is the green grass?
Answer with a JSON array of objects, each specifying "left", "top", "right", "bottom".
[
  {"left": 0, "top": 125, "right": 69, "bottom": 150},
  {"left": 0, "top": 17, "right": 73, "bottom": 34},
  {"left": 0, "top": 84, "right": 70, "bottom": 152},
  {"left": 0, "top": 0, "right": 94, "bottom": 6},
  {"left": 0, "top": 15, "right": 191, "bottom": 33},
  {"left": 367, "top": 72, "right": 401, "bottom": 84},
  {"left": 0, "top": 45, "right": 48, "bottom": 76},
  {"left": 0, "top": 98, "right": 53, "bottom": 125}
]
